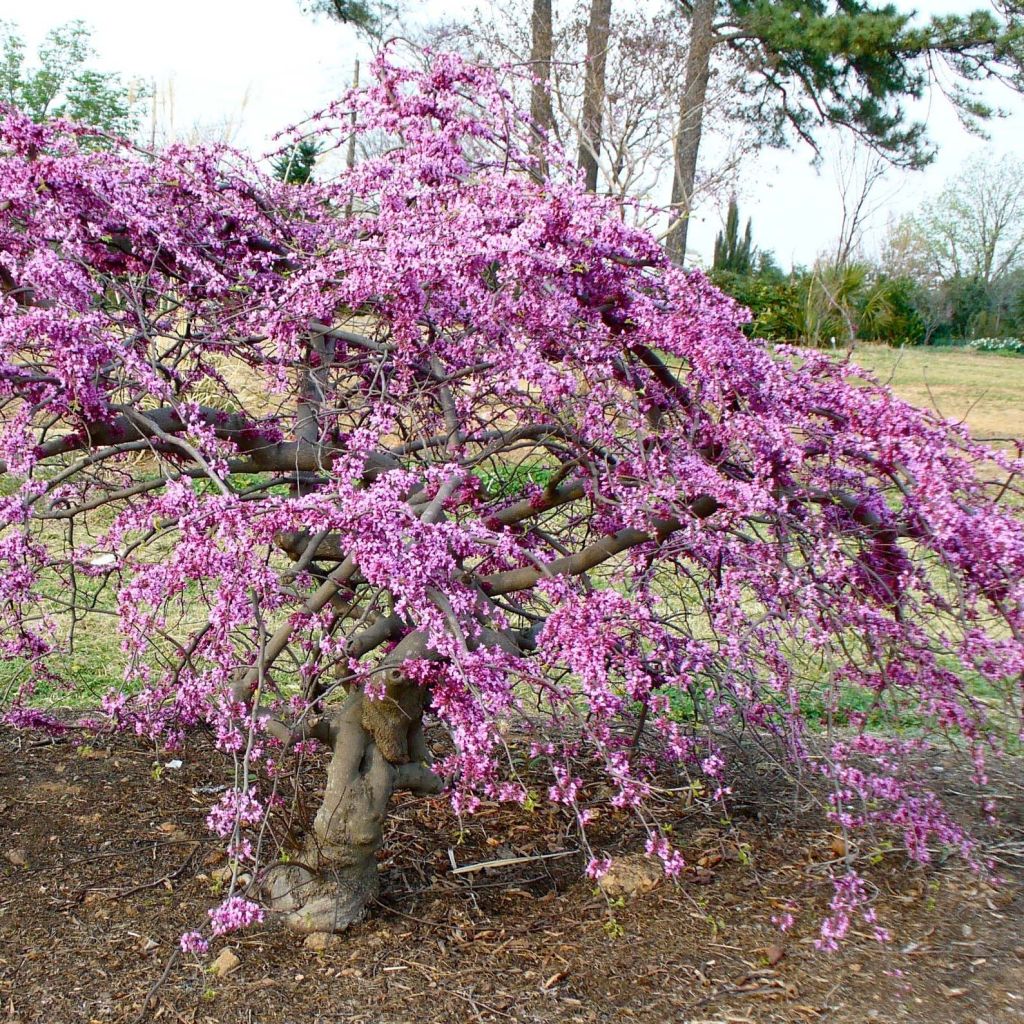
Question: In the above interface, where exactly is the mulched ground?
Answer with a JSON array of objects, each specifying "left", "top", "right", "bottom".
[{"left": 1, "top": 725, "right": 1022, "bottom": 1024}]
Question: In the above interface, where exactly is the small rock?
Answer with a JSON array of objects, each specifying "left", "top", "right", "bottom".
[
  {"left": 597, "top": 854, "right": 663, "bottom": 899},
  {"left": 304, "top": 932, "right": 342, "bottom": 952},
  {"left": 211, "top": 947, "right": 240, "bottom": 978},
  {"left": 210, "top": 865, "right": 251, "bottom": 886},
  {"left": 766, "top": 943, "right": 786, "bottom": 966},
  {"left": 5, "top": 848, "right": 28, "bottom": 868}
]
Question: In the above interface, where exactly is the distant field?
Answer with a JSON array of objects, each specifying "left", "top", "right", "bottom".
[{"left": 849, "top": 345, "right": 1024, "bottom": 441}]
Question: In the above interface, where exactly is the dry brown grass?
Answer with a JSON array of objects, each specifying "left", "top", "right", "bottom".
[{"left": 850, "top": 345, "right": 1024, "bottom": 441}]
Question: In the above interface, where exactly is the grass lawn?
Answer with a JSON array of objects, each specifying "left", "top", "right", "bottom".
[{"left": 849, "top": 344, "right": 1024, "bottom": 441}]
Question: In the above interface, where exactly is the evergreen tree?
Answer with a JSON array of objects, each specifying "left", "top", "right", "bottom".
[
  {"left": 666, "top": 1, "right": 1024, "bottom": 264},
  {"left": 300, "top": 0, "right": 397, "bottom": 38},
  {"left": 272, "top": 139, "right": 324, "bottom": 185},
  {"left": 713, "top": 197, "right": 754, "bottom": 275}
]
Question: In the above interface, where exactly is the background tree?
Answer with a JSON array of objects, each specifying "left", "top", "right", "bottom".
[
  {"left": 910, "top": 153, "right": 1024, "bottom": 289},
  {"left": 833, "top": 140, "right": 890, "bottom": 269},
  {"left": 0, "top": 19, "right": 145, "bottom": 138},
  {"left": 577, "top": 0, "right": 612, "bottom": 191},
  {"left": 712, "top": 196, "right": 753, "bottom": 274},
  {"left": 1, "top": 52, "right": 1022, "bottom": 950},
  {"left": 300, "top": 0, "right": 397, "bottom": 36},
  {"left": 875, "top": 155, "right": 1024, "bottom": 342},
  {"left": 666, "top": 1, "right": 1024, "bottom": 265},
  {"left": 529, "top": 0, "right": 555, "bottom": 156},
  {"left": 666, "top": 0, "right": 715, "bottom": 262},
  {"left": 441, "top": 1, "right": 712, "bottom": 224},
  {"left": 273, "top": 137, "right": 325, "bottom": 184}
]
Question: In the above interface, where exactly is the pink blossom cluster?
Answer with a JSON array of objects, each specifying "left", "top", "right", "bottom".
[
  {"left": 179, "top": 931, "right": 209, "bottom": 955},
  {"left": 208, "top": 896, "right": 265, "bottom": 936},
  {"left": 206, "top": 788, "right": 265, "bottom": 838},
  {"left": 816, "top": 873, "right": 891, "bottom": 951}
]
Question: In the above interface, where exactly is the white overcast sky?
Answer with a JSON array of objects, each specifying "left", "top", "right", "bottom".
[{"left": 4, "top": 0, "right": 1023, "bottom": 268}]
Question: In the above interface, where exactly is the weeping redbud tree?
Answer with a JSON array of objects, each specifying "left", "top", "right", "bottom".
[{"left": 1, "top": 52, "right": 1023, "bottom": 947}]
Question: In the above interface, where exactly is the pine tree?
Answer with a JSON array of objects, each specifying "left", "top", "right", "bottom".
[
  {"left": 300, "top": 0, "right": 396, "bottom": 38},
  {"left": 272, "top": 139, "right": 323, "bottom": 185},
  {"left": 666, "top": 1, "right": 1024, "bottom": 264}
]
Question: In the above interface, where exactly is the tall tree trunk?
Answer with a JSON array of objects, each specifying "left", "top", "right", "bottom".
[
  {"left": 529, "top": 0, "right": 555, "bottom": 164},
  {"left": 344, "top": 59, "right": 360, "bottom": 218},
  {"left": 578, "top": 0, "right": 612, "bottom": 193},
  {"left": 666, "top": 0, "right": 715, "bottom": 266}
]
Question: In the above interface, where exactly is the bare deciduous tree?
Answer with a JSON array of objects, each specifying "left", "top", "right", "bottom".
[
  {"left": 436, "top": 0, "right": 732, "bottom": 229},
  {"left": 529, "top": 0, "right": 556, "bottom": 154},
  {"left": 833, "top": 140, "right": 890, "bottom": 269},
  {"left": 912, "top": 153, "right": 1024, "bottom": 287}
]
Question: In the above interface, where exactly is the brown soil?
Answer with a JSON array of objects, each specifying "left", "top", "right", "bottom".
[{"left": 1, "top": 727, "right": 1022, "bottom": 1024}]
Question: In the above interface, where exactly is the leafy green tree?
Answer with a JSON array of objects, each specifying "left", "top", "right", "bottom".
[
  {"left": 0, "top": 20, "right": 145, "bottom": 139},
  {"left": 1003, "top": 267, "right": 1024, "bottom": 336},
  {"left": 946, "top": 275, "right": 992, "bottom": 339},
  {"left": 712, "top": 197, "right": 753, "bottom": 274},
  {"left": 879, "top": 154, "right": 1024, "bottom": 341},
  {"left": 272, "top": 138, "right": 324, "bottom": 184},
  {"left": 715, "top": 259, "right": 927, "bottom": 346},
  {"left": 711, "top": 268, "right": 803, "bottom": 340},
  {"left": 666, "top": 0, "right": 1024, "bottom": 264}
]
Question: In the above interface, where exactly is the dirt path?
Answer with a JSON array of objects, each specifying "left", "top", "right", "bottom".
[{"left": 1, "top": 728, "right": 1021, "bottom": 1024}]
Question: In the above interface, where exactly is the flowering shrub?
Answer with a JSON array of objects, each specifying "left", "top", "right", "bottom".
[
  {"left": 967, "top": 336, "right": 1024, "bottom": 355},
  {"left": 1, "top": 51, "right": 1022, "bottom": 947}
]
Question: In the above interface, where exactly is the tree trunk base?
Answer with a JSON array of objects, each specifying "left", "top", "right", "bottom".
[
  {"left": 262, "top": 682, "right": 439, "bottom": 935},
  {"left": 265, "top": 860, "right": 378, "bottom": 934}
]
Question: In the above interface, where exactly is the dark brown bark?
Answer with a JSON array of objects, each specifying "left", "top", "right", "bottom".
[
  {"left": 481, "top": 494, "right": 720, "bottom": 595},
  {"left": 666, "top": 0, "right": 716, "bottom": 266},
  {"left": 578, "top": 0, "right": 612, "bottom": 193},
  {"left": 529, "top": 0, "right": 555, "bottom": 177}
]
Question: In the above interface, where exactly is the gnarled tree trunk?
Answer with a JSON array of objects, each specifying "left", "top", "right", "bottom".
[
  {"left": 265, "top": 636, "right": 441, "bottom": 934},
  {"left": 263, "top": 329, "right": 444, "bottom": 933}
]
